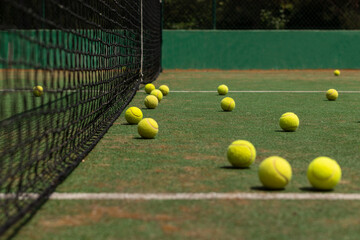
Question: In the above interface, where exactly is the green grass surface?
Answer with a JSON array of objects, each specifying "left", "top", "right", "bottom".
[
  {"left": 12, "top": 200, "right": 360, "bottom": 240},
  {"left": 9, "top": 70, "right": 360, "bottom": 239}
]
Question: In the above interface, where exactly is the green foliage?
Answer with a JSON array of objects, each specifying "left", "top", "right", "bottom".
[
  {"left": 260, "top": 9, "right": 288, "bottom": 29},
  {"left": 164, "top": 0, "right": 360, "bottom": 29},
  {"left": 163, "top": 0, "right": 213, "bottom": 29}
]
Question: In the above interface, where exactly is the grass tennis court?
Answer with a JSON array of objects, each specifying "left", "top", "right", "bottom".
[{"left": 9, "top": 70, "right": 360, "bottom": 239}]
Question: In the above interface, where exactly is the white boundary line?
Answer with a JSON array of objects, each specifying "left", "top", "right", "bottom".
[
  {"left": 167, "top": 90, "right": 360, "bottom": 93},
  {"left": 1, "top": 193, "right": 360, "bottom": 200},
  {"left": 2, "top": 90, "right": 360, "bottom": 93}
]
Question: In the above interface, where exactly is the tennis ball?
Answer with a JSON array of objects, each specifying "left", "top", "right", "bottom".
[
  {"left": 334, "top": 69, "right": 340, "bottom": 76},
  {"left": 258, "top": 156, "right": 292, "bottom": 189},
  {"left": 221, "top": 97, "right": 235, "bottom": 111},
  {"left": 159, "top": 85, "right": 170, "bottom": 96},
  {"left": 218, "top": 84, "right": 228, "bottom": 95},
  {"left": 144, "top": 95, "right": 159, "bottom": 109},
  {"left": 326, "top": 89, "right": 338, "bottom": 101},
  {"left": 33, "top": 85, "right": 43, "bottom": 97},
  {"left": 279, "top": 112, "right": 299, "bottom": 132},
  {"left": 150, "top": 89, "right": 163, "bottom": 102},
  {"left": 227, "top": 140, "right": 256, "bottom": 168},
  {"left": 125, "top": 107, "right": 143, "bottom": 124},
  {"left": 307, "top": 156, "right": 341, "bottom": 190},
  {"left": 145, "top": 83, "right": 155, "bottom": 94},
  {"left": 138, "top": 118, "right": 158, "bottom": 139}
]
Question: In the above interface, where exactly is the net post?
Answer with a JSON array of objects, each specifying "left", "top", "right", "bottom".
[
  {"left": 160, "top": 0, "right": 163, "bottom": 72},
  {"left": 42, "top": 0, "right": 45, "bottom": 28},
  {"left": 140, "top": 0, "right": 144, "bottom": 85}
]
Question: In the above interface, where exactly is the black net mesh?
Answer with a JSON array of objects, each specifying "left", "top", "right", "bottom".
[
  {"left": 164, "top": 0, "right": 360, "bottom": 30},
  {"left": 0, "top": 0, "right": 162, "bottom": 235}
]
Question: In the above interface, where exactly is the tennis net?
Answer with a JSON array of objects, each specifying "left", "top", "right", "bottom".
[{"left": 0, "top": 0, "right": 162, "bottom": 235}]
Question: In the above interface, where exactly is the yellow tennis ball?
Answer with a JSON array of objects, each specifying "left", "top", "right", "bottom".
[
  {"left": 138, "top": 118, "right": 159, "bottom": 139},
  {"left": 307, "top": 156, "right": 341, "bottom": 190},
  {"left": 334, "top": 69, "right": 340, "bottom": 76},
  {"left": 145, "top": 83, "right": 155, "bottom": 94},
  {"left": 258, "top": 156, "right": 292, "bottom": 189},
  {"left": 227, "top": 140, "right": 256, "bottom": 168},
  {"left": 33, "top": 85, "right": 43, "bottom": 97},
  {"left": 150, "top": 89, "right": 163, "bottom": 102},
  {"left": 221, "top": 97, "right": 235, "bottom": 111},
  {"left": 144, "top": 95, "right": 159, "bottom": 109},
  {"left": 326, "top": 89, "right": 338, "bottom": 101},
  {"left": 159, "top": 85, "right": 170, "bottom": 96},
  {"left": 217, "top": 84, "right": 228, "bottom": 95},
  {"left": 125, "top": 107, "right": 143, "bottom": 124},
  {"left": 279, "top": 112, "right": 299, "bottom": 132}
]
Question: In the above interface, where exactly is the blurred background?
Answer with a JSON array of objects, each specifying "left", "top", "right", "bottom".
[{"left": 163, "top": 0, "right": 360, "bottom": 30}]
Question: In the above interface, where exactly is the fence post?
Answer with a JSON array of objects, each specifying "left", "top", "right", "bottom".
[
  {"left": 212, "top": 0, "right": 216, "bottom": 29},
  {"left": 42, "top": 0, "right": 45, "bottom": 28}
]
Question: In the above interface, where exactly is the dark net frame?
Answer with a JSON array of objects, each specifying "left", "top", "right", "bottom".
[{"left": 0, "top": 0, "right": 162, "bottom": 236}]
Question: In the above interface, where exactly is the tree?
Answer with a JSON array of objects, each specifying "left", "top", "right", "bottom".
[{"left": 163, "top": 0, "right": 360, "bottom": 29}]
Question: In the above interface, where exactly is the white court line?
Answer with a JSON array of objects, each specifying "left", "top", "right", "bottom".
[
  {"left": 1, "top": 193, "right": 360, "bottom": 200},
  {"left": 168, "top": 90, "right": 360, "bottom": 93},
  {"left": 2, "top": 90, "right": 360, "bottom": 93}
]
